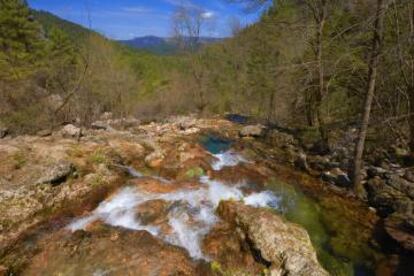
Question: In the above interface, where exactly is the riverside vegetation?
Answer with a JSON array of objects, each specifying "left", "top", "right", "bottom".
[{"left": 1, "top": 0, "right": 414, "bottom": 275}]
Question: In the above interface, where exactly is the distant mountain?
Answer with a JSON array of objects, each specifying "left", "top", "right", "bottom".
[{"left": 118, "top": 36, "right": 226, "bottom": 55}]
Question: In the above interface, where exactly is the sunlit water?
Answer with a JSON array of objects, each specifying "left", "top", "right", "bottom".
[
  {"left": 68, "top": 169, "right": 279, "bottom": 260},
  {"left": 67, "top": 135, "right": 379, "bottom": 275}
]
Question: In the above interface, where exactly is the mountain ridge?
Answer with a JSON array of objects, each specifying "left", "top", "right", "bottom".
[{"left": 118, "top": 35, "right": 226, "bottom": 55}]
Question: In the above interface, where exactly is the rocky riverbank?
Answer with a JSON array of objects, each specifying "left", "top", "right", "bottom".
[{"left": 0, "top": 115, "right": 413, "bottom": 275}]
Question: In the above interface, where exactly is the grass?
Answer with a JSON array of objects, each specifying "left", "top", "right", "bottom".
[{"left": 12, "top": 151, "right": 27, "bottom": 169}]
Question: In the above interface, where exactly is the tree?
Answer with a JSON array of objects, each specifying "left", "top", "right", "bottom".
[
  {"left": 171, "top": 5, "right": 216, "bottom": 113},
  {"left": 0, "top": 0, "right": 45, "bottom": 79},
  {"left": 352, "top": 0, "right": 388, "bottom": 197}
]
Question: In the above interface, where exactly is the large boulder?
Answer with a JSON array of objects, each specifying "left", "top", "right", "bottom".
[
  {"left": 36, "top": 160, "right": 75, "bottom": 185},
  {"left": 61, "top": 124, "right": 81, "bottom": 138},
  {"left": 240, "top": 125, "right": 265, "bottom": 138},
  {"left": 384, "top": 213, "right": 414, "bottom": 252},
  {"left": 366, "top": 177, "right": 412, "bottom": 216},
  {"left": 321, "top": 168, "right": 351, "bottom": 187},
  {"left": 216, "top": 201, "right": 329, "bottom": 276},
  {"left": 23, "top": 225, "right": 207, "bottom": 275}
]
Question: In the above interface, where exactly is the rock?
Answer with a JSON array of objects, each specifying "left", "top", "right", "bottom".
[
  {"left": 386, "top": 175, "right": 414, "bottom": 199},
  {"left": 403, "top": 169, "right": 414, "bottom": 183},
  {"left": 36, "top": 129, "right": 52, "bottom": 137},
  {"left": 145, "top": 151, "right": 165, "bottom": 168},
  {"left": 91, "top": 121, "right": 112, "bottom": 131},
  {"left": 294, "top": 152, "right": 309, "bottom": 172},
  {"left": 321, "top": 168, "right": 351, "bottom": 187},
  {"left": 240, "top": 125, "right": 265, "bottom": 138},
  {"left": 100, "top": 112, "right": 113, "bottom": 121},
  {"left": 23, "top": 225, "right": 206, "bottom": 275},
  {"left": 135, "top": 199, "right": 171, "bottom": 225},
  {"left": 36, "top": 160, "right": 75, "bottom": 185},
  {"left": 384, "top": 213, "right": 414, "bottom": 252},
  {"left": 366, "top": 177, "right": 412, "bottom": 216},
  {"left": 266, "top": 129, "right": 297, "bottom": 148},
  {"left": 217, "top": 201, "right": 329, "bottom": 276},
  {"left": 367, "top": 166, "right": 388, "bottom": 178},
  {"left": 0, "top": 125, "right": 8, "bottom": 139},
  {"left": 61, "top": 124, "right": 81, "bottom": 138},
  {"left": 130, "top": 178, "right": 199, "bottom": 194},
  {"left": 307, "top": 155, "right": 333, "bottom": 171},
  {"left": 202, "top": 222, "right": 265, "bottom": 275}
]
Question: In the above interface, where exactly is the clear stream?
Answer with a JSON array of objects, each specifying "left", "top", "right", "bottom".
[{"left": 66, "top": 135, "right": 382, "bottom": 276}]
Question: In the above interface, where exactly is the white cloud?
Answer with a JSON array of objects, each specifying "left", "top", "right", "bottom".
[{"left": 201, "top": 11, "right": 215, "bottom": 19}]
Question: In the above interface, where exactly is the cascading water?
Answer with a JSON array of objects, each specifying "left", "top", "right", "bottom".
[{"left": 68, "top": 174, "right": 279, "bottom": 260}]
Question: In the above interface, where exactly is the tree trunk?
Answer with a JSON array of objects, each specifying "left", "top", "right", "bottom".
[
  {"left": 409, "top": 86, "right": 414, "bottom": 152},
  {"left": 314, "top": 0, "right": 329, "bottom": 151},
  {"left": 352, "top": 0, "right": 387, "bottom": 198}
]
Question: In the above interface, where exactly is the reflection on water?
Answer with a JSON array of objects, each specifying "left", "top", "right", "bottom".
[{"left": 267, "top": 179, "right": 376, "bottom": 276}]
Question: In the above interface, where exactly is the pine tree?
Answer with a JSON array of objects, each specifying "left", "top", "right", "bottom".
[{"left": 0, "top": 0, "right": 45, "bottom": 79}]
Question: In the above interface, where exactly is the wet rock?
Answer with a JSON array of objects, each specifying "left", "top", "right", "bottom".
[
  {"left": 217, "top": 201, "right": 329, "bottom": 276},
  {"left": 321, "top": 168, "right": 351, "bottom": 187},
  {"left": 135, "top": 199, "right": 171, "bottom": 225},
  {"left": 384, "top": 213, "right": 414, "bottom": 252},
  {"left": 36, "top": 160, "right": 75, "bottom": 185},
  {"left": 23, "top": 226, "right": 207, "bottom": 275},
  {"left": 208, "top": 164, "right": 268, "bottom": 187},
  {"left": 130, "top": 178, "right": 199, "bottom": 194},
  {"left": 240, "top": 125, "right": 265, "bottom": 138},
  {"left": 61, "top": 124, "right": 81, "bottom": 138}
]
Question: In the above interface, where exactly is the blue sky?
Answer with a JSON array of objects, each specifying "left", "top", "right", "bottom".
[{"left": 27, "top": 0, "right": 262, "bottom": 39}]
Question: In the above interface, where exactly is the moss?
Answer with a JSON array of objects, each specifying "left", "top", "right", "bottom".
[
  {"left": 266, "top": 178, "right": 360, "bottom": 276},
  {"left": 185, "top": 167, "right": 205, "bottom": 179}
]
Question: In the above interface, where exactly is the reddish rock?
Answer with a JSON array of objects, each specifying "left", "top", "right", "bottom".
[
  {"left": 129, "top": 178, "right": 200, "bottom": 194},
  {"left": 23, "top": 225, "right": 211, "bottom": 276},
  {"left": 216, "top": 201, "right": 329, "bottom": 276},
  {"left": 202, "top": 222, "right": 265, "bottom": 275},
  {"left": 208, "top": 164, "right": 268, "bottom": 186}
]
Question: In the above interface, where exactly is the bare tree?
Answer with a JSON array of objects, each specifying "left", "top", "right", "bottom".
[
  {"left": 172, "top": 5, "right": 207, "bottom": 51},
  {"left": 352, "top": 0, "right": 388, "bottom": 197}
]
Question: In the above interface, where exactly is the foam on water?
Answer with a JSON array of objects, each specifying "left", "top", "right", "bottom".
[
  {"left": 68, "top": 175, "right": 279, "bottom": 260},
  {"left": 211, "top": 151, "right": 247, "bottom": 170}
]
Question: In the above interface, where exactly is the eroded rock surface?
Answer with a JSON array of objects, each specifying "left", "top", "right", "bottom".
[
  {"left": 214, "top": 201, "right": 329, "bottom": 276},
  {"left": 23, "top": 225, "right": 210, "bottom": 276}
]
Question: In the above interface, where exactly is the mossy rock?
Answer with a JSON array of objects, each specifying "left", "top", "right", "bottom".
[{"left": 185, "top": 167, "right": 205, "bottom": 179}]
